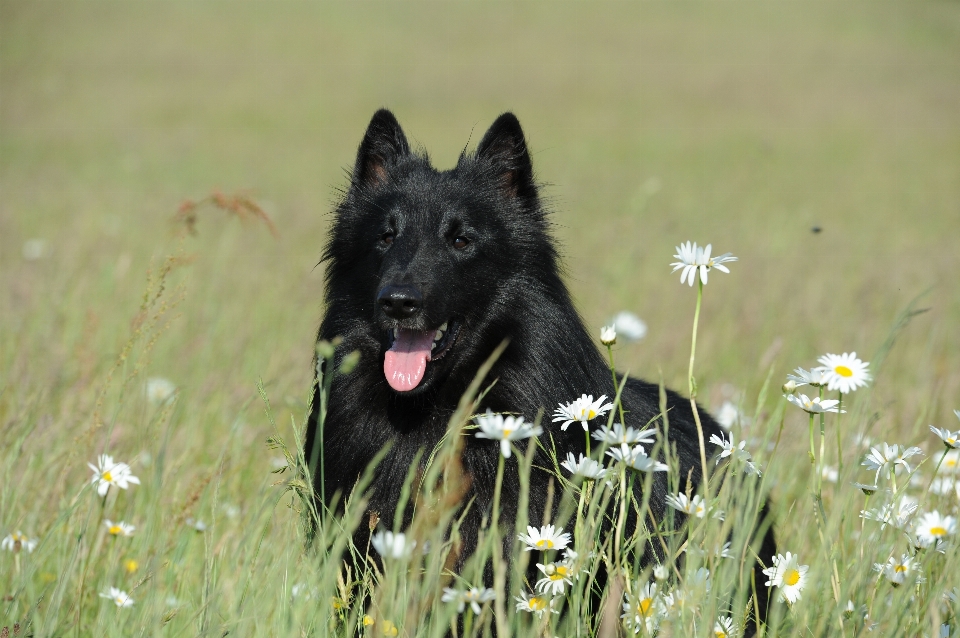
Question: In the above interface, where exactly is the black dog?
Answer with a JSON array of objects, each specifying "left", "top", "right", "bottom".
[{"left": 305, "top": 110, "right": 774, "bottom": 622}]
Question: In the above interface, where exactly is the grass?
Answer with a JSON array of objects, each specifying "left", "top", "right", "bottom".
[{"left": 1, "top": 1, "right": 959, "bottom": 636}]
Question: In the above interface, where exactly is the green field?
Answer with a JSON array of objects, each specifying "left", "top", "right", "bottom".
[{"left": 2, "top": 2, "right": 959, "bottom": 636}]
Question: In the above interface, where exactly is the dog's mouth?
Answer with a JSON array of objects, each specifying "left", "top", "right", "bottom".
[{"left": 383, "top": 319, "right": 461, "bottom": 392}]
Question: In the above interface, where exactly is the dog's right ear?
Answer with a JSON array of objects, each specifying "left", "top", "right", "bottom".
[{"left": 352, "top": 109, "right": 410, "bottom": 188}]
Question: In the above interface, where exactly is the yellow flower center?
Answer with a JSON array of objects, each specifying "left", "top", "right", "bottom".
[
  {"left": 835, "top": 365, "right": 853, "bottom": 377},
  {"left": 124, "top": 559, "right": 138, "bottom": 573},
  {"left": 529, "top": 597, "right": 548, "bottom": 611},
  {"left": 894, "top": 564, "right": 907, "bottom": 573},
  {"left": 947, "top": 459, "right": 958, "bottom": 468},
  {"left": 549, "top": 566, "right": 569, "bottom": 581},
  {"left": 638, "top": 598, "right": 653, "bottom": 616},
  {"left": 362, "top": 615, "right": 374, "bottom": 626},
  {"left": 930, "top": 526, "right": 947, "bottom": 537},
  {"left": 784, "top": 569, "right": 801, "bottom": 586},
  {"left": 536, "top": 539, "right": 554, "bottom": 549},
  {"left": 102, "top": 470, "right": 113, "bottom": 482},
  {"left": 503, "top": 429, "right": 512, "bottom": 437},
  {"left": 587, "top": 409, "right": 597, "bottom": 419},
  {"left": 109, "top": 525, "right": 122, "bottom": 535},
  {"left": 716, "top": 633, "right": 727, "bottom": 638}
]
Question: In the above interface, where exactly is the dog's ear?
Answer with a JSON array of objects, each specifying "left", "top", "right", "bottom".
[
  {"left": 353, "top": 109, "right": 410, "bottom": 188},
  {"left": 475, "top": 113, "right": 536, "bottom": 201}
]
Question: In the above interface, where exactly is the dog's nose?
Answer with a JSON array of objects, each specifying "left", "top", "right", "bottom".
[{"left": 377, "top": 284, "right": 423, "bottom": 320}]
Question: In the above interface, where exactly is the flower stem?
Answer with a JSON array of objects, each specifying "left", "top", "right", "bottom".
[
  {"left": 836, "top": 392, "right": 844, "bottom": 472},
  {"left": 818, "top": 387, "right": 826, "bottom": 497},
  {"left": 491, "top": 452, "right": 509, "bottom": 638},
  {"left": 687, "top": 279, "right": 710, "bottom": 496},
  {"left": 923, "top": 448, "right": 950, "bottom": 500},
  {"left": 607, "top": 344, "right": 626, "bottom": 428},
  {"left": 808, "top": 413, "right": 816, "bottom": 467}
]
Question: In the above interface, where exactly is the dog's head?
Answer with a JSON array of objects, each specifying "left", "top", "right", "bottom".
[{"left": 323, "top": 109, "right": 558, "bottom": 395}]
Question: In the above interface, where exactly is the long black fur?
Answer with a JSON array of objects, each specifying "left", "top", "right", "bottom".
[{"left": 305, "top": 109, "right": 775, "bottom": 625}]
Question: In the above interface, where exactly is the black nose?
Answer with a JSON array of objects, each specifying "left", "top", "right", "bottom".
[{"left": 377, "top": 284, "right": 423, "bottom": 320}]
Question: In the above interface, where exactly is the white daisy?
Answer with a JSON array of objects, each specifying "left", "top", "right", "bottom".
[
  {"left": 786, "top": 366, "right": 830, "bottom": 388},
  {"left": 930, "top": 476, "right": 960, "bottom": 497},
  {"left": 621, "top": 582, "right": 662, "bottom": 634},
  {"left": 670, "top": 241, "right": 737, "bottom": 286},
  {"left": 1, "top": 531, "right": 38, "bottom": 554},
  {"left": 784, "top": 393, "right": 843, "bottom": 415},
  {"left": 851, "top": 481, "right": 879, "bottom": 495},
  {"left": 552, "top": 394, "right": 614, "bottom": 431},
  {"left": 915, "top": 511, "right": 956, "bottom": 548},
  {"left": 145, "top": 377, "right": 177, "bottom": 405},
  {"left": 441, "top": 586, "right": 496, "bottom": 615},
  {"left": 104, "top": 520, "right": 136, "bottom": 537},
  {"left": 943, "top": 450, "right": 960, "bottom": 474},
  {"left": 370, "top": 530, "right": 416, "bottom": 560},
  {"left": 714, "top": 616, "right": 738, "bottom": 638},
  {"left": 653, "top": 564, "right": 670, "bottom": 581},
  {"left": 518, "top": 524, "right": 571, "bottom": 552},
  {"left": 709, "top": 432, "right": 761, "bottom": 476},
  {"left": 931, "top": 425, "right": 960, "bottom": 450},
  {"left": 715, "top": 400, "right": 746, "bottom": 430},
  {"left": 606, "top": 443, "right": 668, "bottom": 473},
  {"left": 611, "top": 311, "right": 647, "bottom": 342},
  {"left": 861, "top": 497, "right": 918, "bottom": 530},
  {"left": 763, "top": 552, "right": 809, "bottom": 604},
  {"left": 473, "top": 410, "right": 542, "bottom": 458},
  {"left": 514, "top": 591, "right": 558, "bottom": 616},
  {"left": 591, "top": 422, "right": 657, "bottom": 447},
  {"left": 873, "top": 553, "right": 916, "bottom": 586},
  {"left": 817, "top": 352, "right": 871, "bottom": 394},
  {"left": 535, "top": 558, "right": 576, "bottom": 595},
  {"left": 88, "top": 454, "right": 140, "bottom": 497},
  {"left": 600, "top": 325, "right": 617, "bottom": 346},
  {"left": 99, "top": 586, "right": 134, "bottom": 608},
  {"left": 821, "top": 465, "right": 839, "bottom": 483},
  {"left": 560, "top": 453, "right": 609, "bottom": 480},
  {"left": 862, "top": 443, "right": 923, "bottom": 483},
  {"left": 664, "top": 493, "right": 723, "bottom": 520}
]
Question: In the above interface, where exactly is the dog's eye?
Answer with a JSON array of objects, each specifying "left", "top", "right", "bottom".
[
  {"left": 453, "top": 237, "right": 469, "bottom": 250},
  {"left": 381, "top": 232, "right": 395, "bottom": 245}
]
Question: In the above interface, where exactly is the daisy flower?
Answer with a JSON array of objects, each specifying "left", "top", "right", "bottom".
[
  {"left": 817, "top": 352, "right": 871, "bottom": 394},
  {"left": 709, "top": 432, "right": 762, "bottom": 476},
  {"left": 715, "top": 401, "right": 746, "bottom": 430},
  {"left": 88, "top": 454, "right": 140, "bottom": 497},
  {"left": 1, "top": 532, "right": 37, "bottom": 554},
  {"left": 145, "top": 377, "right": 177, "bottom": 405},
  {"left": 873, "top": 553, "right": 916, "bottom": 586},
  {"left": 786, "top": 366, "right": 830, "bottom": 389},
  {"left": 104, "top": 520, "right": 136, "bottom": 537},
  {"left": 943, "top": 450, "right": 960, "bottom": 473},
  {"left": 621, "top": 582, "right": 662, "bottom": 634},
  {"left": 535, "top": 557, "right": 576, "bottom": 596},
  {"left": 441, "top": 586, "right": 496, "bottom": 615},
  {"left": 514, "top": 591, "right": 558, "bottom": 616},
  {"left": 473, "top": 410, "right": 542, "bottom": 458},
  {"left": 914, "top": 511, "right": 956, "bottom": 548},
  {"left": 606, "top": 443, "right": 668, "bottom": 473},
  {"left": 518, "top": 524, "right": 571, "bottom": 552},
  {"left": 611, "top": 311, "right": 647, "bottom": 342},
  {"left": 591, "top": 422, "right": 656, "bottom": 447},
  {"left": 653, "top": 564, "right": 670, "bottom": 581},
  {"left": 552, "top": 394, "right": 614, "bottom": 431},
  {"left": 670, "top": 241, "right": 737, "bottom": 286},
  {"left": 99, "top": 587, "right": 134, "bottom": 608},
  {"left": 370, "top": 530, "right": 416, "bottom": 560},
  {"left": 861, "top": 497, "right": 918, "bottom": 530},
  {"left": 600, "top": 325, "right": 617, "bottom": 346},
  {"left": 784, "top": 393, "right": 843, "bottom": 415},
  {"left": 862, "top": 443, "right": 923, "bottom": 483},
  {"left": 763, "top": 552, "right": 809, "bottom": 604},
  {"left": 560, "top": 453, "right": 609, "bottom": 480},
  {"left": 715, "top": 616, "right": 738, "bottom": 638},
  {"left": 664, "top": 493, "right": 723, "bottom": 520},
  {"left": 931, "top": 425, "right": 960, "bottom": 450},
  {"left": 851, "top": 481, "right": 879, "bottom": 495}
]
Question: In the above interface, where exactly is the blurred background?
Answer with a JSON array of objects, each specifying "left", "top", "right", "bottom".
[{"left": 2, "top": 1, "right": 959, "bottom": 460}]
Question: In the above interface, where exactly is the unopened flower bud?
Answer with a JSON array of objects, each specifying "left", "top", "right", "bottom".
[
  {"left": 782, "top": 380, "right": 797, "bottom": 394},
  {"left": 600, "top": 325, "right": 616, "bottom": 346}
]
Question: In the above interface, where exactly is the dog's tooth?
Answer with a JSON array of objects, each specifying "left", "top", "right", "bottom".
[
  {"left": 439, "top": 321, "right": 448, "bottom": 332},
  {"left": 434, "top": 329, "right": 444, "bottom": 342}
]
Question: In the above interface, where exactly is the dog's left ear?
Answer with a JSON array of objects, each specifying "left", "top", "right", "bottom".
[{"left": 475, "top": 113, "right": 536, "bottom": 201}]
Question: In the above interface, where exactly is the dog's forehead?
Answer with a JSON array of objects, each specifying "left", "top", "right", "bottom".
[{"left": 384, "top": 170, "right": 483, "bottom": 222}]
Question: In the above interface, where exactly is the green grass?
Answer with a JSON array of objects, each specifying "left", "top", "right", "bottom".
[{"left": 1, "top": 2, "right": 959, "bottom": 636}]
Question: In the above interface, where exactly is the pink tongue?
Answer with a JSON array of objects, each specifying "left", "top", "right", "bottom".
[{"left": 384, "top": 328, "right": 435, "bottom": 391}]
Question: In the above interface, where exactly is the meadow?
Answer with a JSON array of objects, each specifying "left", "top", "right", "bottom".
[{"left": 1, "top": 2, "right": 959, "bottom": 635}]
